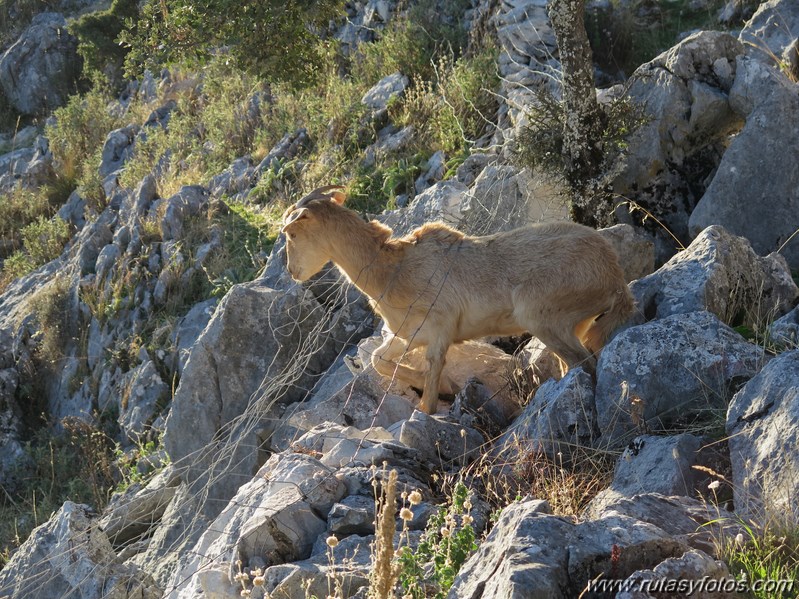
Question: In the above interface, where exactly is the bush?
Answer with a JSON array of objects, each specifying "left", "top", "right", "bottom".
[
  {"left": 0, "top": 216, "right": 71, "bottom": 286},
  {"left": 392, "top": 45, "right": 499, "bottom": 155},
  {"left": 47, "top": 89, "right": 121, "bottom": 183},
  {"left": 123, "top": 0, "right": 345, "bottom": 87},
  {"left": 70, "top": 0, "right": 140, "bottom": 88}
]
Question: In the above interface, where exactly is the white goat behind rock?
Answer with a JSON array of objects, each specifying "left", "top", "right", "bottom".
[{"left": 282, "top": 186, "right": 635, "bottom": 414}]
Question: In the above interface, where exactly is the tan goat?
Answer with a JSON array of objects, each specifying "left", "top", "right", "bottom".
[{"left": 281, "top": 186, "right": 635, "bottom": 414}]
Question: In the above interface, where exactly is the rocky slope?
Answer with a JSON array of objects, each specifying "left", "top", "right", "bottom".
[{"left": 1, "top": 0, "right": 799, "bottom": 597}]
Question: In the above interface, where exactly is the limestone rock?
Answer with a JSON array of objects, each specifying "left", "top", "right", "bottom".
[
  {"left": 0, "top": 502, "right": 160, "bottom": 598},
  {"left": 0, "top": 13, "right": 81, "bottom": 115},
  {"left": 595, "top": 311, "right": 764, "bottom": 447},
  {"left": 496, "top": 368, "right": 596, "bottom": 461},
  {"left": 164, "top": 280, "right": 361, "bottom": 512},
  {"left": 614, "top": 31, "right": 745, "bottom": 262},
  {"left": 726, "top": 350, "right": 799, "bottom": 523},
  {"left": 449, "top": 498, "right": 686, "bottom": 598},
  {"left": 689, "top": 57, "right": 799, "bottom": 270},
  {"left": 590, "top": 434, "right": 725, "bottom": 509},
  {"left": 597, "top": 223, "right": 656, "bottom": 282},
  {"left": 632, "top": 226, "right": 798, "bottom": 328},
  {"left": 361, "top": 72, "right": 409, "bottom": 111},
  {"left": 740, "top": 0, "right": 799, "bottom": 63}
]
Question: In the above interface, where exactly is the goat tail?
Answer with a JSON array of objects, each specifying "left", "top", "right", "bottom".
[{"left": 582, "top": 285, "right": 635, "bottom": 355}]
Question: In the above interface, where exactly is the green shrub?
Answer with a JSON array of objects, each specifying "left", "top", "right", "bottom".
[
  {"left": 397, "top": 482, "right": 478, "bottom": 598},
  {"left": 0, "top": 419, "right": 117, "bottom": 568},
  {"left": 47, "top": 89, "right": 121, "bottom": 182},
  {"left": 392, "top": 45, "right": 499, "bottom": 155},
  {"left": 70, "top": 0, "right": 140, "bottom": 88},
  {"left": 122, "top": 0, "right": 345, "bottom": 87},
  {"left": 0, "top": 187, "right": 52, "bottom": 254}
]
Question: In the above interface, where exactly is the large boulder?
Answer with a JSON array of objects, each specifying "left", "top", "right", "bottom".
[
  {"left": 740, "top": 0, "right": 799, "bottom": 63},
  {"left": 163, "top": 280, "right": 365, "bottom": 513},
  {"left": 166, "top": 454, "right": 346, "bottom": 599},
  {"left": 496, "top": 367, "right": 596, "bottom": 461},
  {"left": 595, "top": 311, "right": 764, "bottom": 448},
  {"left": 0, "top": 502, "right": 160, "bottom": 599},
  {"left": 590, "top": 434, "right": 724, "bottom": 510},
  {"left": 613, "top": 31, "right": 745, "bottom": 262},
  {"left": 0, "top": 13, "right": 81, "bottom": 115},
  {"left": 449, "top": 498, "right": 686, "bottom": 598},
  {"left": 632, "top": 226, "right": 798, "bottom": 328},
  {"left": 459, "top": 165, "right": 568, "bottom": 235},
  {"left": 726, "top": 350, "right": 799, "bottom": 524},
  {"left": 689, "top": 56, "right": 799, "bottom": 269}
]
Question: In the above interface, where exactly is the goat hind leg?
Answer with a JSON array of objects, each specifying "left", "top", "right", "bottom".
[{"left": 532, "top": 326, "right": 596, "bottom": 377}]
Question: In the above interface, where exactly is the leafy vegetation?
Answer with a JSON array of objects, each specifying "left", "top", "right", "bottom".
[
  {"left": 123, "top": 0, "right": 346, "bottom": 87},
  {"left": 397, "top": 482, "right": 478, "bottom": 598}
]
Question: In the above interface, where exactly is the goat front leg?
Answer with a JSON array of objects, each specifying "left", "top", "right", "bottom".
[{"left": 418, "top": 339, "right": 449, "bottom": 414}]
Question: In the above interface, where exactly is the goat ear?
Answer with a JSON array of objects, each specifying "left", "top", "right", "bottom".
[
  {"left": 281, "top": 207, "right": 309, "bottom": 232},
  {"left": 330, "top": 190, "right": 346, "bottom": 205}
]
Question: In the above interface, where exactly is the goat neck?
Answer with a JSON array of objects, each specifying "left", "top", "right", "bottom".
[{"left": 323, "top": 206, "right": 395, "bottom": 298}]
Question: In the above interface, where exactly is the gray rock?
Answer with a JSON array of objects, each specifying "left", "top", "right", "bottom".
[
  {"left": 590, "top": 434, "right": 722, "bottom": 509},
  {"left": 208, "top": 156, "right": 255, "bottom": 199},
  {"left": 689, "top": 57, "right": 799, "bottom": 270},
  {"left": 0, "top": 13, "right": 80, "bottom": 115},
  {"left": 613, "top": 31, "right": 745, "bottom": 261},
  {"left": 0, "top": 135, "right": 55, "bottom": 192},
  {"left": 255, "top": 128, "right": 309, "bottom": 174},
  {"left": 459, "top": 165, "right": 568, "bottom": 236},
  {"left": 99, "top": 125, "right": 140, "bottom": 178},
  {"left": 361, "top": 72, "right": 409, "bottom": 111},
  {"left": 119, "top": 357, "right": 170, "bottom": 444},
  {"left": 740, "top": 0, "right": 799, "bottom": 62},
  {"left": 497, "top": 368, "right": 596, "bottom": 461},
  {"left": 171, "top": 298, "right": 218, "bottom": 375},
  {"left": 492, "top": 0, "right": 562, "bottom": 143},
  {"left": 414, "top": 149, "right": 446, "bottom": 194},
  {"left": 0, "top": 502, "right": 160, "bottom": 598},
  {"left": 597, "top": 224, "right": 656, "bottom": 282},
  {"left": 632, "top": 226, "right": 798, "bottom": 328},
  {"left": 595, "top": 311, "right": 765, "bottom": 448},
  {"left": 120, "top": 174, "right": 159, "bottom": 231},
  {"left": 449, "top": 498, "right": 686, "bottom": 598},
  {"left": 328, "top": 495, "right": 376, "bottom": 535},
  {"left": 361, "top": 125, "right": 415, "bottom": 168},
  {"left": 167, "top": 454, "right": 345, "bottom": 598},
  {"left": 56, "top": 189, "right": 87, "bottom": 229},
  {"left": 261, "top": 533, "right": 375, "bottom": 599},
  {"left": 101, "top": 466, "right": 181, "bottom": 547},
  {"left": 164, "top": 280, "right": 359, "bottom": 513},
  {"left": 397, "top": 411, "right": 484, "bottom": 465},
  {"left": 585, "top": 493, "right": 742, "bottom": 556},
  {"left": 159, "top": 185, "right": 210, "bottom": 240},
  {"left": 455, "top": 153, "right": 493, "bottom": 186},
  {"left": 618, "top": 550, "right": 738, "bottom": 599},
  {"left": 381, "top": 179, "right": 466, "bottom": 235},
  {"left": 727, "top": 350, "right": 799, "bottom": 523},
  {"left": 770, "top": 305, "right": 799, "bottom": 349},
  {"left": 128, "top": 482, "right": 210, "bottom": 589},
  {"left": 280, "top": 365, "right": 416, "bottom": 448}
]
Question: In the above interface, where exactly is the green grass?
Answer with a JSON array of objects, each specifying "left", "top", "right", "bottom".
[
  {"left": 0, "top": 421, "right": 117, "bottom": 568},
  {"left": 718, "top": 521, "right": 799, "bottom": 599}
]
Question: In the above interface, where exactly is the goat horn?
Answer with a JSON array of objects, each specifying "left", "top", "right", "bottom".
[{"left": 296, "top": 185, "right": 346, "bottom": 208}]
